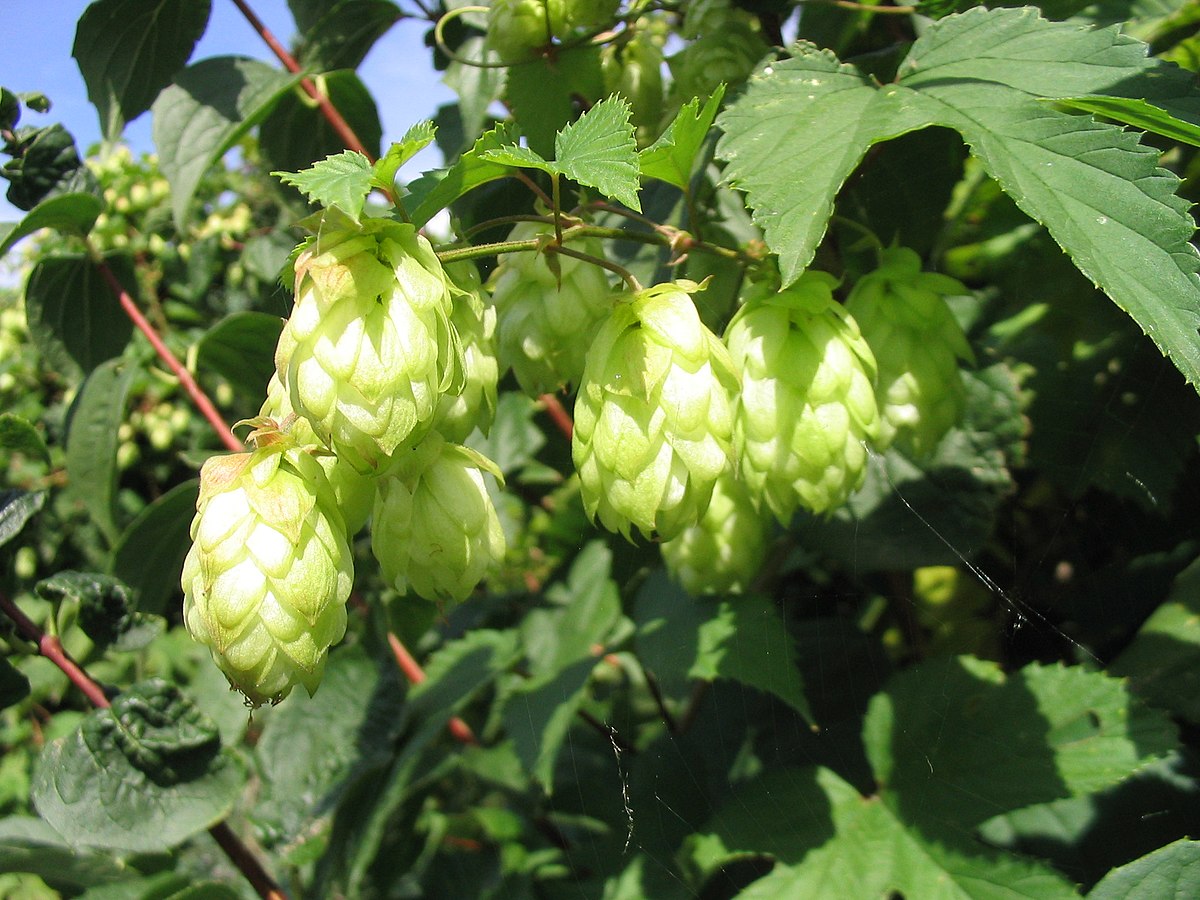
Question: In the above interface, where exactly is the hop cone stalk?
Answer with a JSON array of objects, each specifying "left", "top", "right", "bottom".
[
  {"left": 573, "top": 282, "right": 739, "bottom": 541},
  {"left": 274, "top": 215, "right": 462, "bottom": 474},
  {"left": 490, "top": 222, "right": 615, "bottom": 396},
  {"left": 661, "top": 472, "right": 769, "bottom": 595},
  {"left": 727, "top": 272, "right": 881, "bottom": 523},
  {"left": 260, "top": 374, "right": 375, "bottom": 535},
  {"left": 433, "top": 261, "right": 499, "bottom": 443},
  {"left": 371, "top": 433, "right": 507, "bottom": 604},
  {"left": 181, "top": 442, "right": 353, "bottom": 707},
  {"left": 845, "top": 247, "right": 975, "bottom": 458}
]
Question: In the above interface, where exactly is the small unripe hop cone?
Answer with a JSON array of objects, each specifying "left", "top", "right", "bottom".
[
  {"left": 181, "top": 438, "right": 353, "bottom": 707},
  {"left": 845, "top": 247, "right": 975, "bottom": 458},
  {"left": 573, "top": 282, "right": 739, "bottom": 541},
  {"left": 433, "top": 261, "right": 499, "bottom": 443},
  {"left": 727, "top": 272, "right": 882, "bottom": 523}
]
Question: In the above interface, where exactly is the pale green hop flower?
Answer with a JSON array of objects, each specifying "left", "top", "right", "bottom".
[
  {"left": 490, "top": 221, "right": 615, "bottom": 396},
  {"left": 661, "top": 471, "right": 769, "bottom": 595},
  {"left": 371, "top": 434, "right": 506, "bottom": 604},
  {"left": 727, "top": 272, "right": 881, "bottom": 523},
  {"left": 846, "top": 247, "right": 975, "bottom": 458},
  {"left": 432, "top": 261, "right": 499, "bottom": 443},
  {"left": 181, "top": 444, "right": 353, "bottom": 707},
  {"left": 260, "top": 373, "right": 375, "bottom": 535},
  {"left": 274, "top": 215, "right": 463, "bottom": 474},
  {"left": 573, "top": 282, "right": 739, "bottom": 541}
]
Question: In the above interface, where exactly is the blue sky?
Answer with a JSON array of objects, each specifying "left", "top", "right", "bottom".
[{"left": 0, "top": 0, "right": 457, "bottom": 223}]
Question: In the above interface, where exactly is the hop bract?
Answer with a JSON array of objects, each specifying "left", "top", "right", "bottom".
[
  {"left": 490, "top": 222, "right": 615, "bottom": 396},
  {"left": 661, "top": 472, "right": 769, "bottom": 595},
  {"left": 846, "top": 247, "right": 975, "bottom": 458},
  {"left": 260, "top": 374, "right": 375, "bottom": 535},
  {"left": 371, "top": 434, "right": 506, "bottom": 604},
  {"left": 433, "top": 261, "right": 499, "bottom": 443},
  {"left": 573, "top": 282, "right": 739, "bottom": 541},
  {"left": 727, "top": 272, "right": 881, "bottom": 523},
  {"left": 181, "top": 443, "right": 353, "bottom": 707},
  {"left": 274, "top": 215, "right": 462, "bottom": 474}
]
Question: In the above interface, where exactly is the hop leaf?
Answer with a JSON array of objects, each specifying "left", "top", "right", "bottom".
[
  {"left": 573, "top": 281, "right": 739, "bottom": 541},
  {"left": 846, "top": 247, "right": 975, "bottom": 458},
  {"left": 727, "top": 271, "right": 882, "bottom": 522},
  {"left": 371, "top": 433, "right": 507, "bottom": 604},
  {"left": 274, "top": 215, "right": 464, "bottom": 474},
  {"left": 181, "top": 445, "right": 354, "bottom": 707}
]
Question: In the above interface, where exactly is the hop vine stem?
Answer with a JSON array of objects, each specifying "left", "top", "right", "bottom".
[{"left": 0, "top": 592, "right": 286, "bottom": 900}]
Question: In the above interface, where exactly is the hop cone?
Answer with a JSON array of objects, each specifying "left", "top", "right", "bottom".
[
  {"left": 433, "top": 261, "right": 499, "bottom": 443},
  {"left": 181, "top": 443, "right": 353, "bottom": 706},
  {"left": 670, "top": 0, "right": 767, "bottom": 104},
  {"left": 487, "top": 0, "right": 619, "bottom": 61},
  {"left": 602, "top": 20, "right": 666, "bottom": 146},
  {"left": 661, "top": 472, "right": 769, "bottom": 595},
  {"left": 274, "top": 216, "right": 462, "bottom": 474},
  {"left": 846, "top": 247, "right": 975, "bottom": 458},
  {"left": 371, "top": 433, "right": 506, "bottom": 604},
  {"left": 573, "top": 282, "right": 739, "bottom": 541},
  {"left": 490, "top": 222, "right": 614, "bottom": 396},
  {"left": 260, "top": 374, "right": 375, "bottom": 534},
  {"left": 727, "top": 272, "right": 881, "bottom": 523}
]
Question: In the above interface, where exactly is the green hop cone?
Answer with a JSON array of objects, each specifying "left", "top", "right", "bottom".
[
  {"left": 274, "top": 214, "right": 463, "bottom": 474},
  {"left": 487, "top": 0, "right": 619, "bottom": 62},
  {"left": 490, "top": 222, "right": 615, "bottom": 395},
  {"left": 845, "top": 247, "right": 975, "bottom": 458},
  {"left": 660, "top": 472, "right": 769, "bottom": 595},
  {"left": 573, "top": 282, "right": 739, "bottom": 541},
  {"left": 260, "top": 374, "right": 375, "bottom": 534},
  {"left": 669, "top": 0, "right": 767, "bottom": 106},
  {"left": 181, "top": 442, "right": 353, "bottom": 707},
  {"left": 727, "top": 272, "right": 881, "bottom": 523},
  {"left": 371, "top": 433, "right": 507, "bottom": 604},
  {"left": 602, "top": 20, "right": 666, "bottom": 146},
  {"left": 432, "top": 261, "right": 499, "bottom": 443}
]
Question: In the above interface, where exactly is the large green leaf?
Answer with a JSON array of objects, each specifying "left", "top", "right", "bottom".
[
  {"left": 31, "top": 680, "right": 245, "bottom": 853},
  {"left": 1087, "top": 838, "right": 1200, "bottom": 898},
  {"left": 0, "top": 414, "right": 50, "bottom": 466},
  {"left": 109, "top": 479, "right": 199, "bottom": 617},
  {"left": 553, "top": 95, "right": 640, "bottom": 211},
  {"left": 23, "top": 253, "right": 135, "bottom": 380},
  {"left": 152, "top": 56, "right": 299, "bottom": 229},
  {"left": 291, "top": 0, "right": 400, "bottom": 71},
  {"left": 405, "top": 122, "right": 520, "bottom": 227},
  {"left": 506, "top": 44, "right": 604, "bottom": 158},
  {"left": 716, "top": 7, "right": 1200, "bottom": 389},
  {"left": 72, "top": 0, "right": 212, "bottom": 140},
  {"left": 195, "top": 311, "right": 284, "bottom": 405},
  {"left": 0, "top": 193, "right": 102, "bottom": 260},
  {"left": 639, "top": 86, "right": 725, "bottom": 191},
  {"left": 65, "top": 358, "right": 138, "bottom": 546},
  {"left": 0, "top": 489, "right": 45, "bottom": 549},
  {"left": 0, "top": 816, "right": 130, "bottom": 892}
]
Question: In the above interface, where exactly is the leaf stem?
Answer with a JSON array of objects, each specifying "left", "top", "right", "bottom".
[
  {"left": 549, "top": 243, "right": 643, "bottom": 292},
  {"left": 92, "top": 253, "right": 243, "bottom": 454}
]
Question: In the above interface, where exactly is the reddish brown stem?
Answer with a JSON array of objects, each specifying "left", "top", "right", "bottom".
[
  {"left": 386, "top": 632, "right": 478, "bottom": 745},
  {"left": 210, "top": 822, "right": 288, "bottom": 900},
  {"left": 95, "top": 261, "right": 242, "bottom": 454},
  {"left": 539, "top": 393, "right": 574, "bottom": 441},
  {"left": 230, "top": 0, "right": 375, "bottom": 163}
]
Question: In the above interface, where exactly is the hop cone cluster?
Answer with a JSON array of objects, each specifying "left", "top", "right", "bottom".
[
  {"left": 433, "top": 261, "right": 499, "bottom": 443},
  {"left": 490, "top": 222, "right": 615, "bottom": 395},
  {"left": 372, "top": 434, "right": 507, "bottom": 604},
  {"left": 661, "top": 472, "right": 768, "bottom": 595},
  {"left": 487, "top": 0, "right": 620, "bottom": 62},
  {"left": 274, "top": 216, "right": 462, "bottom": 474},
  {"left": 181, "top": 443, "right": 353, "bottom": 707},
  {"left": 727, "top": 272, "right": 881, "bottom": 523},
  {"left": 846, "top": 248, "right": 975, "bottom": 458},
  {"left": 573, "top": 282, "right": 738, "bottom": 541}
]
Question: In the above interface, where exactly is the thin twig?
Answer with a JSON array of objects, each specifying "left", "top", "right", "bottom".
[
  {"left": 549, "top": 244, "right": 642, "bottom": 292},
  {"left": 386, "top": 632, "right": 479, "bottom": 745},
  {"left": 539, "top": 394, "right": 573, "bottom": 441},
  {"left": 92, "top": 255, "right": 242, "bottom": 454}
]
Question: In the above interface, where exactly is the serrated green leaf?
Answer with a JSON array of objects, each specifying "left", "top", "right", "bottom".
[
  {"left": 554, "top": 95, "right": 641, "bottom": 210},
  {"left": 0, "top": 816, "right": 130, "bottom": 892},
  {"left": 640, "top": 85, "right": 725, "bottom": 191},
  {"left": 374, "top": 120, "right": 437, "bottom": 194},
  {"left": 0, "top": 489, "right": 45, "bottom": 549},
  {"left": 0, "top": 193, "right": 102, "bottom": 260},
  {"left": 506, "top": 45, "right": 605, "bottom": 158},
  {"left": 731, "top": 768, "right": 1076, "bottom": 899},
  {"left": 1088, "top": 838, "right": 1200, "bottom": 898},
  {"left": 717, "top": 7, "right": 1200, "bottom": 389},
  {"left": 1056, "top": 94, "right": 1200, "bottom": 146},
  {"left": 863, "top": 657, "right": 1177, "bottom": 840},
  {"left": 260, "top": 70, "right": 382, "bottom": 182},
  {"left": 31, "top": 680, "right": 245, "bottom": 853},
  {"left": 72, "top": 0, "right": 212, "bottom": 140},
  {"left": 153, "top": 56, "right": 299, "bottom": 229},
  {"left": 195, "top": 311, "right": 284, "bottom": 405},
  {"left": 480, "top": 144, "right": 553, "bottom": 173},
  {"left": 405, "top": 122, "right": 521, "bottom": 227},
  {"left": 0, "top": 414, "right": 49, "bottom": 466},
  {"left": 275, "top": 150, "right": 374, "bottom": 219},
  {"left": 110, "top": 480, "right": 198, "bottom": 617},
  {"left": 292, "top": 0, "right": 400, "bottom": 71},
  {"left": 65, "top": 358, "right": 137, "bottom": 546}
]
